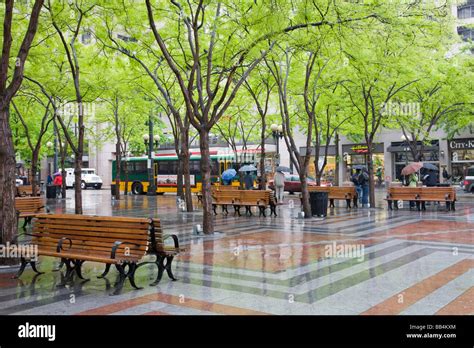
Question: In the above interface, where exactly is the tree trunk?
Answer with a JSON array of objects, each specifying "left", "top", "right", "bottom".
[
  {"left": 115, "top": 142, "right": 121, "bottom": 200},
  {"left": 259, "top": 117, "right": 266, "bottom": 190},
  {"left": 314, "top": 143, "right": 321, "bottom": 186},
  {"left": 366, "top": 148, "right": 375, "bottom": 207},
  {"left": 74, "top": 155, "right": 83, "bottom": 214},
  {"left": 30, "top": 152, "right": 39, "bottom": 196},
  {"left": 182, "top": 141, "right": 193, "bottom": 212},
  {"left": 176, "top": 153, "right": 184, "bottom": 200},
  {"left": 199, "top": 129, "right": 213, "bottom": 234},
  {"left": 335, "top": 132, "right": 340, "bottom": 186},
  {"left": 123, "top": 160, "right": 129, "bottom": 195},
  {"left": 299, "top": 171, "right": 311, "bottom": 218},
  {"left": 0, "top": 106, "right": 18, "bottom": 265}
]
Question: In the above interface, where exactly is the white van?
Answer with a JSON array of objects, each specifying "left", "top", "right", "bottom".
[{"left": 65, "top": 168, "right": 103, "bottom": 189}]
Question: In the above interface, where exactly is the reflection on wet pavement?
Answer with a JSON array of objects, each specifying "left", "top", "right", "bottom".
[{"left": 1, "top": 189, "right": 473, "bottom": 315}]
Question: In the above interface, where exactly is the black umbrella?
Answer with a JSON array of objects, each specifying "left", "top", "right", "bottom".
[
  {"left": 423, "top": 163, "right": 439, "bottom": 171},
  {"left": 275, "top": 166, "right": 291, "bottom": 172}
]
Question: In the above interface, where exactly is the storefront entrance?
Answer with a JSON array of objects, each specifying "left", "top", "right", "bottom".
[{"left": 449, "top": 138, "right": 474, "bottom": 182}]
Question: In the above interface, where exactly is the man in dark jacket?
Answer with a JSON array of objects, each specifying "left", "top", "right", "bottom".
[
  {"left": 244, "top": 172, "right": 254, "bottom": 190},
  {"left": 424, "top": 170, "right": 438, "bottom": 187}
]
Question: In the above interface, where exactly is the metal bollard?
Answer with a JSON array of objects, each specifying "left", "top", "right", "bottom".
[{"left": 193, "top": 224, "right": 202, "bottom": 235}]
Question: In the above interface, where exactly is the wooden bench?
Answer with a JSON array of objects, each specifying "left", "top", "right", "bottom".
[
  {"left": 16, "top": 214, "right": 150, "bottom": 294},
  {"left": 212, "top": 190, "right": 276, "bottom": 217},
  {"left": 148, "top": 219, "right": 185, "bottom": 285},
  {"left": 197, "top": 185, "right": 239, "bottom": 203},
  {"left": 15, "top": 197, "right": 49, "bottom": 229},
  {"left": 385, "top": 187, "right": 456, "bottom": 211},
  {"left": 419, "top": 187, "right": 456, "bottom": 211},
  {"left": 16, "top": 185, "right": 35, "bottom": 197},
  {"left": 307, "top": 186, "right": 358, "bottom": 208},
  {"left": 385, "top": 187, "right": 422, "bottom": 210}
]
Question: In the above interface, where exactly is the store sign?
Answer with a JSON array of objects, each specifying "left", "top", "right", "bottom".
[
  {"left": 449, "top": 138, "right": 474, "bottom": 150},
  {"left": 342, "top": 143, "right": 384, "bottom": 155},
  {"left": 351, "top": 145, "right": 370, "bottom": 154}
]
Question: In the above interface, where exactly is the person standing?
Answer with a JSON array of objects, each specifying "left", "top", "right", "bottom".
[
  {"left": 360, "top": 168, "right": 370, "bottom": 207},
  {"left": 53, "top": 174, "right": 62, "bottom": 198},
  {"left": 244, "top": 171, "right": 254, "bottom": 190},
  {"left": 352, "top": 169, "right": 363, "bottom": 205},
  {"left": 47, "top": 174, "right": 53, "bottom": 185},
  {"left": 274, "top": 170, "right": 285, "bottom": 203},
  {"left": 408, "top": 172, "right": 419, "bottom": 209}
]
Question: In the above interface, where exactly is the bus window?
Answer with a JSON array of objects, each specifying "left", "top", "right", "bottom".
[{"left": 219, "top": 161, "right": 225, "bottom": 176}]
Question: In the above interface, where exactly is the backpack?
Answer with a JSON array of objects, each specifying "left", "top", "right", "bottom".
[{"left": 358, "top": 172, "right": 369, "bottom": 185}]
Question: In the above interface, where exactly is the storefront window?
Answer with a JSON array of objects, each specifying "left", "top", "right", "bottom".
[
  {"left": 450, "top": 149, "right": 474, "bottom": 181},
  {"left": 308, "top": 156, "right": 336, "bottom": 184}
]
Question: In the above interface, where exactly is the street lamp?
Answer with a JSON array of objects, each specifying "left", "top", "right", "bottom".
[
  {"left": 271, "top": 124, "right": 283, "bottom": 166},
  {"left": 143, "top": 124, "right": 159, "bottom": 196}
]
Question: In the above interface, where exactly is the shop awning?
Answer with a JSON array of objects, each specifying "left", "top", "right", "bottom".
[{"left": 387, "top": 145, "right": 439, "bottom": 152}]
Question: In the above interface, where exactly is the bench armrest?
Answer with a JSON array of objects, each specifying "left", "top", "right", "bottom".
[
  {"left": 163, "top": 234, "right": 180, "bottom": 249},
  {"left": 56, "top": 237, "right": 73, "bottom": 252},
  {"left": 110, "top": 241, "right": 141, "bottom": 259}
]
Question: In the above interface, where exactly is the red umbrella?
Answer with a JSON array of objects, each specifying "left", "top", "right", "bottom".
[{"left": 401, "top": 162, "right": 423, "bottom": 176}]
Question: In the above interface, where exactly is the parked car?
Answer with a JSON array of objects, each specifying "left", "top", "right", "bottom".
[
  {"left": 463, "top": 166, "right": 474, "bottom": 193},
  {"left": 65, "top": 168, "right": 103, "bottom": 189},
  {"left": 15, "top": 176, "right": 23, "bottom": 187},
  {"left": 268, "top": 174, "right": 327, "bottom": 193}
]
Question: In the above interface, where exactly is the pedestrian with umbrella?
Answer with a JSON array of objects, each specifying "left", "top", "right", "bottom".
[
  {"left": 53, "top": 172, "right": 62, "bottom": 198},
  {"left": 239, "top": 165, "right": 257, "bottom": 190},
  {"left": 221, "top": 168, "right": 237, "bottom": 186}
]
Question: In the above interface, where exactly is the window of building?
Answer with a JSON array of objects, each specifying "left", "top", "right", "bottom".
[
  {"left": 458, "top": 5, "right": 474, "bottom": 19},
  {"left": 458, "top": 27, "right": 474, "bottom": 41}
]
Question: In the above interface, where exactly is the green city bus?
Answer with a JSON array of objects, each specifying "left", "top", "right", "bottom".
[{"left": 112, "top": 153, "right": 237, "bottom": 194}]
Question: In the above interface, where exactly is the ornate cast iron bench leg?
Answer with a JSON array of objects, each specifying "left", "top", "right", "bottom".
[{"left": 165, "top": 256, "right": 178, "bottom": 281}]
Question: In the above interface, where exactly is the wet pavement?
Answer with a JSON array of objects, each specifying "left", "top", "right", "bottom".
[{"left": 1, "top": 188, "right": 473, "bottom": 315}]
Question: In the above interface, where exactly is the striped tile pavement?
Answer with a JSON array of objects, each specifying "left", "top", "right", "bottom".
[{"left": 0, "top": 190, "right": 472, "bottom": 315}]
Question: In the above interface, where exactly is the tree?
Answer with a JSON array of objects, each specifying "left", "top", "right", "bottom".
[
  {"left": 142, "top": 0, "right": 382, "bottom": 233},
  {"left": 340, "top": 2, "right": 452, "bottom": 206},
  {"left": 0, "top": 0, "right": 44, "bottom": 259},
  {"left": 45, "top": 0, "right": 97, "bottom": 214},
  {"left": 243, "top": 66, "right": 276, "bottom": 189},
  {"left": 395, "top": 57, "right": 474, "bottom": 162},
  {"left": 11, "top": 89, "right": 54, "bottom": 195}
]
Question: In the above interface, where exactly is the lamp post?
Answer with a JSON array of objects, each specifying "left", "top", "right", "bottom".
[
  {"left": 143, "top": 120, "right": 159, "bottom": 196},
  {"left": 270, "top": 124, "right": 283, "bottom": 166}
]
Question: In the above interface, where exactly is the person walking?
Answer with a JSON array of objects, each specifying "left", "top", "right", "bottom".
[
  {"left": 360, "top": 168, "right": 370, "bottom": 207},
  {"left": 53, "top": 173, "right": 62, "bottom": 198},
  {"left": 352, "top": 169, "right": 363, "bottom": 205},
  {"left": 274, "top": 170, "right": 285, "bottom": 203}
]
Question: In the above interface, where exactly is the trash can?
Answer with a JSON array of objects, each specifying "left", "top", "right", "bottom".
[
  {"left": 46, "top": 185, "right": 57, "bottom": 199},
  {"left": 309, "top": 190, "right": 329, "bottom": 217},
  {"left": 111, "top": 184, "right": 117, "bottom": 196}
]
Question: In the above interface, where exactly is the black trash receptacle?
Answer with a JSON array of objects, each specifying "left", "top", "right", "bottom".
[
  {"left": 309, "top": 190, "right": 329, "bottom": 217},
  {"left": 111, "top": 184, "right": 117, "bottom": 196},
  {"left": 46, "top": 185, "right": 57, "bottom": 199}
]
